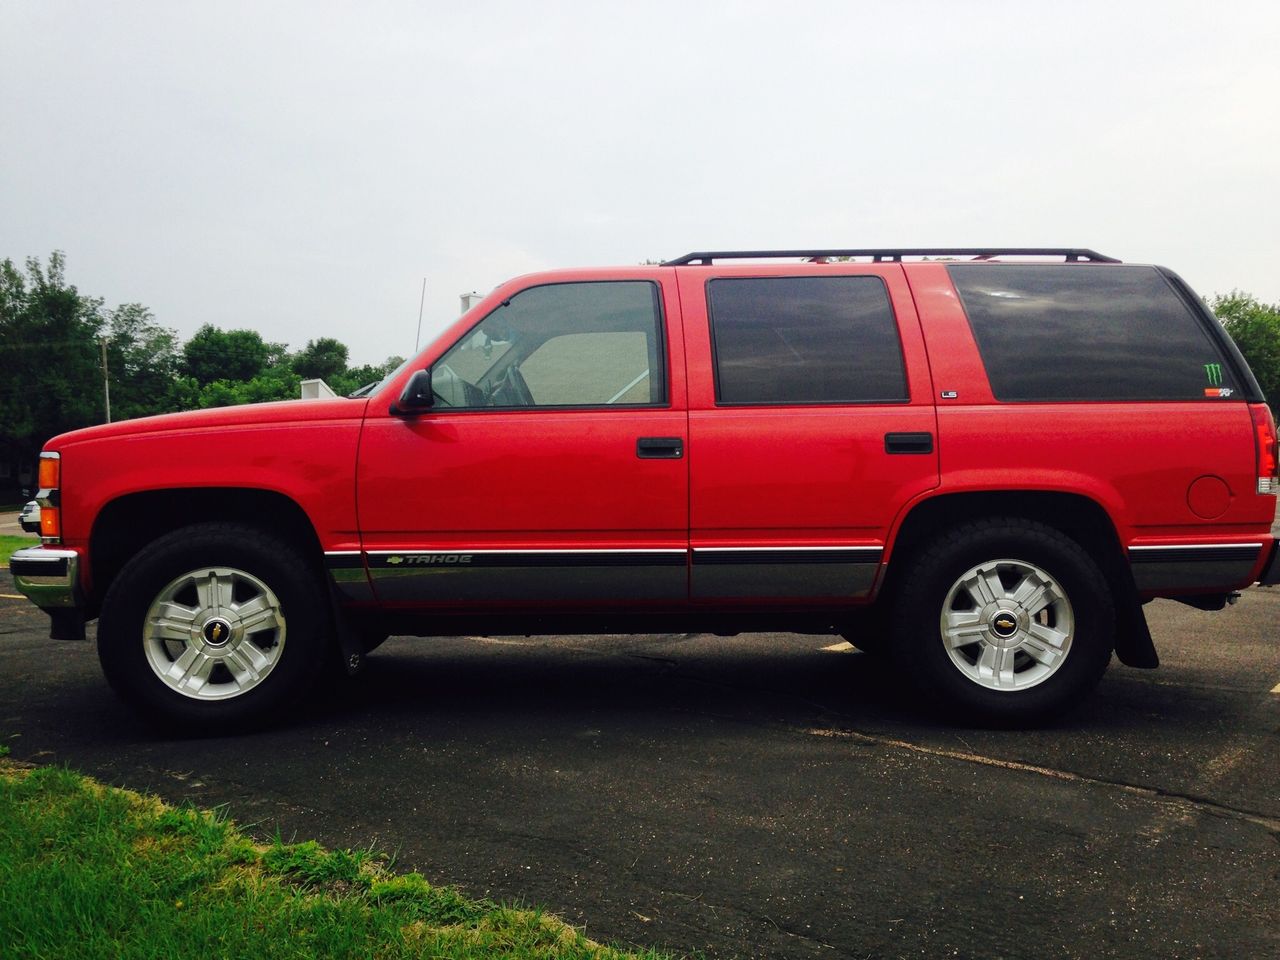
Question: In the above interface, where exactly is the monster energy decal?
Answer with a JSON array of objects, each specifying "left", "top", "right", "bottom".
[{"left": 1202, "top": 362, "right": 1234, "bottom": 397}]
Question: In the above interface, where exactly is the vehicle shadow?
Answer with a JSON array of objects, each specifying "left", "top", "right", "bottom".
[
  {"left": 297, "top": 634, "right": 1108, "bottom": 736},
  {"left": 305, "top": 634, "right": 916, "bottom": 727},
  {"left": 34, "top": 630, "right": 1209, "bottom": 750}
]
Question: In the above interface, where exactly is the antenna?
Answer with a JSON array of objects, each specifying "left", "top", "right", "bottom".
[{"left": 413, "top": 278, "right": 426, "bottom": 351}]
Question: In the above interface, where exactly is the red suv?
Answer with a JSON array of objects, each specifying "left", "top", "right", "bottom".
[{"left": 11, "top": 248, "right": 1279, "bottom": 728}]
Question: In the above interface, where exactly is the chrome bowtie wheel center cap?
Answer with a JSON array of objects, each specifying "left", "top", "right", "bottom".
[
  {"left": 202, "top": 617, "right": 234, "bottom": 647},
  {"left": 988, "top": 608, "right": 1021, "bottom": 644}
]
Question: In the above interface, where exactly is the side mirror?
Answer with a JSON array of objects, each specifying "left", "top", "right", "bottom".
[{"left": 391, "top": 369, "right": 434, "bottom": 416}]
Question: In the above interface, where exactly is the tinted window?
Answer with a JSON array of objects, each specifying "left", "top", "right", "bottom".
[
  {"left": 708, "top": 276, "right": 907, "bottom": 404},
  {"left": 431, "top": 281, "right": 665, "bottom": 409},
  {"left": 950, "top": 264, "right": 1236, "bottom": 401}
]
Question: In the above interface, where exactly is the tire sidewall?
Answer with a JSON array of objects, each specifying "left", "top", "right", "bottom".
[
  {"left": 97, "top": 524, "right": 327, "bottom": 731},
  {"left": 892, "top": 521, "right": 1115, "bottom": 723}
]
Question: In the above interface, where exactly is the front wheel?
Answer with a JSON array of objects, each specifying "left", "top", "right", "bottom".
[
  {"left": 98, "top": 523, "right": 330, "bottom": 731},
  {"left": 891, "top": 519, "right": 1115, "bottom": 724}
]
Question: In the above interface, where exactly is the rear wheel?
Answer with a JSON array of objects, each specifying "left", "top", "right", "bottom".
[
  {"left": 891, "top": 518, "right": 1114, "bottom": 724},
  {"left": 98, "top": 523, "right": 330, "bottom": 730}
]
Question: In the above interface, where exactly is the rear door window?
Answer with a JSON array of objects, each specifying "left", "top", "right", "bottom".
[
  {"left": 949, "top": 264, "right": 1237, "bottom": 401},
  {"left": 707, "top": 275, "right": 907, "bottom": 405}
]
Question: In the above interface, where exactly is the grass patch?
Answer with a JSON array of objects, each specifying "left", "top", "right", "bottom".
[
  {"left": 1, "top": 534, "right": 37, "bottom": 565},
  {"left": 0, "top": 761, "right": 680, "bottom": 959}
]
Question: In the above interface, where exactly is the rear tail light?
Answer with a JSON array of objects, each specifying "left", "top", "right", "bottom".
[
  {"left": 37, "top": 451, "right": 61, "bottom": 542},
  {"left": 1250, "top": 404, "right": 1278, "bottom": 495}
]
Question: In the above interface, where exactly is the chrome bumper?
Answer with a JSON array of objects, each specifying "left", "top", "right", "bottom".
[{"left": 8, "top": 547, "right": 82, "bottom": 609}]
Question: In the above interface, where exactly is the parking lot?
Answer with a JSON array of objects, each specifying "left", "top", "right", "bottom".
[{"left": 1, "top": 568, "right": 1278, "bottom": 959}]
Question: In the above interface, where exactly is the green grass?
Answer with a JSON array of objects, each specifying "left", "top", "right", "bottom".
[
  {"left": 0, "top": 762, "right": 680, "bottom": 960},
  {"left": 0, "top": 534, "right": 37, "bottom": 565}
]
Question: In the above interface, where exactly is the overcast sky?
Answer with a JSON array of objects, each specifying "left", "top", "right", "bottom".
[{"left": 3, "top": 1, "right": 1278, "bottom": 367}]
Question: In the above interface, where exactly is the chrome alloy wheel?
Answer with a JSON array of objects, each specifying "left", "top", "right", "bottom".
[
  {"left": 938, "top": 558, "right": 1074, "bottom": 691},
  {"left": 142, "top": 566, "right": 287, "bottom": 701}
]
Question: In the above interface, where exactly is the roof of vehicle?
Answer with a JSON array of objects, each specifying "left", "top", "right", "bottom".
[{"left": 663, "top": 248, "right": 1121, "bottom": 265}]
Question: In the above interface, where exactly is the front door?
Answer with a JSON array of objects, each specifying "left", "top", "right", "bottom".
[{"left": 357, "top": 275, "right": 689, "bottom": 608}]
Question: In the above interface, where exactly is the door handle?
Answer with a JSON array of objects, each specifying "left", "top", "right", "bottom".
[
  {"left": 884, "top": 432, "right": 933, "bottom": 454},
  {"left": 637, "top": 437, "right": 683, "bottom": 459}
]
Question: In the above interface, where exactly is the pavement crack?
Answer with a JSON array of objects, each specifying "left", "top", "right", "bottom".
[
  {"left": 761, "top": 914, "right": 837, "bottom": 951},
  {"left": 805, "top": 726, "right": 1280, "bottom": 833},
  {"left": 625, "top": 653, "right": 680, "bottom": 670}
]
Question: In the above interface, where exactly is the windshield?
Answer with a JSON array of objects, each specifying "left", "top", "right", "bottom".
[{"left": 347, "top": 355, "right": 418, "bottom": 398}]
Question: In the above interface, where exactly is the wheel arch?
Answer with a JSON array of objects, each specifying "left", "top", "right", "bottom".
[
  {"left": 880, "top": 489, "right": 1156, "bottom": 668},
  {"left": 89, "top": 487, "right": 324, "bottom": 612},
  {"left": 886, "top": 491, "right": 1124, "bottom": 573}
]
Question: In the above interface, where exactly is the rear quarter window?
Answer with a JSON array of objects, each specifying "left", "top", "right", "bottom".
[{"left": 949, "top": 264, "right": 1237, "bottom": 402}]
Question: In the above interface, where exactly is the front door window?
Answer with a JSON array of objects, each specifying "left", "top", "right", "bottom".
[{"left": 431, "top": 281, "right": 667, "bottom": 409}]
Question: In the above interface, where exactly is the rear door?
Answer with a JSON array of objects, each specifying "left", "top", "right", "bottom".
[{"left": 678, "top": 264, "right": 939, "bottom": 603}]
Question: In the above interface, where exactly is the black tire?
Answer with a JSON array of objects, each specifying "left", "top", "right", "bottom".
[
  {"left": 890, "top": 518, "right": 1114, "bottom": 725},
  {"left": 97, "top": 522, "right": 331, "bottom": 731}
]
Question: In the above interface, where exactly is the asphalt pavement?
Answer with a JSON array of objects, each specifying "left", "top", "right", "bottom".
[{"left": 1, "top": 570, "right": 1278, "bottom": 959}]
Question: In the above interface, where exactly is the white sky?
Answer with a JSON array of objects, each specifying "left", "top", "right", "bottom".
[{"left": 3, "top": 1, "right": 1278, "bottom": 367}]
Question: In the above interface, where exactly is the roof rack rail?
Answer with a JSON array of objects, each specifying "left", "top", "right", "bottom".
[{"left": 662, "top": 248, "right": 1122, "bottom": 266}]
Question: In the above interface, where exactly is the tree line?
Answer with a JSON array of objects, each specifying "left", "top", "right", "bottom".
[
  {"left": 5, "top": 250, "right": 1280, "bottom": 490},
  {"left": 0, "top": 252, "right": 401, "bottom": 482}
]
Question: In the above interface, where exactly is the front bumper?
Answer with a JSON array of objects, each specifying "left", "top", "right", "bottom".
[{"left": 9, "top": 547, "right": 82, "bottom": 609}]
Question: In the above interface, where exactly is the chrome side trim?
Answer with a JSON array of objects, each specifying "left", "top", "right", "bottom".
[
  {"left": 366, "top": 549, "right": 687, "bottom": 603},
  {"left": 339, "top": 545, "right": 885, "bottom": 603},
  {"left": 1129, "top": 543, "right": 1262, "bottom": 556},
  {"left": 8, "top": 547, "right": 81, "bottom": 609},
  {"left": 363, "top": 548, "right": 687, "bottom": 556}
]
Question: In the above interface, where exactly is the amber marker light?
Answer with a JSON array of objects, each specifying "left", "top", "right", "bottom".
[
  {"left": 37, "top": 452, "right": 62, "bottom": 540},
  {"left": 38, "top": 453, "right": 60, "bottom": 490},
  {"left": 40, "top": 507, "right": 61, "bottom": 539}
]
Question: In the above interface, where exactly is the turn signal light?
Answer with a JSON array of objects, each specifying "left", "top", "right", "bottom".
[
  {"left": 38, "top": 453, "right": 60, "bottom": 490},
  {"left": 40, "top": 506, "right": 60, "bottom": 539},
  {"left": 37, "top": 451, "right": 61, "bottom": 541},
  {"left": 1250, "top": 404, "right": 1278, "bottom": 494}
]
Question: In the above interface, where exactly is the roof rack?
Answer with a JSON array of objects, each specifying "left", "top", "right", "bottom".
[{"left": 662, "top": 248, "right": 1122, "bottom": 266}]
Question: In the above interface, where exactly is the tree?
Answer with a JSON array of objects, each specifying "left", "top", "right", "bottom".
[
  {"left": 104, "top": 303, "right": 182, "bottom": 421},
  {"left": 182, "top": 324, "right": 272, "bottom": 386},
  {"left": 292, "top": 337, "right": 349, "bottom": 383},
  {"left": 329, "top": 355, "right": 404, "bottom": 396},
  {"left": 1212, "top": 292, "right": 1280, "bottom": 411},
  {"left": 0, "top": 252, "right": 106, "bottom": 470}
]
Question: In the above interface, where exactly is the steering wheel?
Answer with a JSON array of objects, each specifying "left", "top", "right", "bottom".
[
  {"left": 505, "top": 366, "right": 535, "bottom": 405},
  {"left": 485, "top": 365, "right": 535, "bottom": 406}
]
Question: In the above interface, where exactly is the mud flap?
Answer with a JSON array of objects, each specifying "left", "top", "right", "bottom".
[
  {"left": 1113, "top": 571, "right": 1159, "bottom": 669},
  {"left": 325, "top": 582, "right": 365, "bottom": 676}
]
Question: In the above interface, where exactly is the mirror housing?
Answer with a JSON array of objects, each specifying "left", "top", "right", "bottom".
[{"left": 391, "top": 369, "right": 434, "bottom": 416}]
